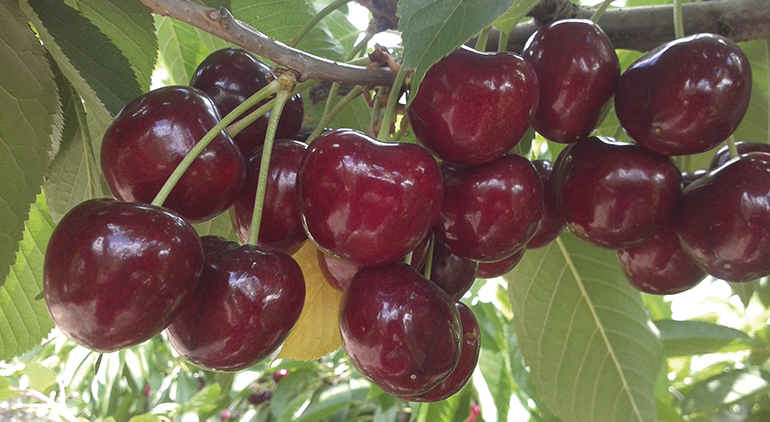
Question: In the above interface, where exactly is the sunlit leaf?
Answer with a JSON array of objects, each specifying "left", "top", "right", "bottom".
[
  {"left": 681, "top": 368, "right": 770, "bottom": 415},
  {"left": 654, "top": 319, "right": 754, "bottom": 358},
  {"left": 506, "top": 233, "right": 662, "bottom": 422},
  {"left": 155, "top": 15, "right": 230, "bottom": 86},
  {"left": 277, "top": 241, "right": 343, "bottom": 361}
]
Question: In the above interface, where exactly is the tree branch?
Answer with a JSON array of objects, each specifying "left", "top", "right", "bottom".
[
  {"left": 140, "top": 0, "right": 770, "bottom": 88},
  {"left": 139, "top": 0, "right": 396, "bottom": 86}
]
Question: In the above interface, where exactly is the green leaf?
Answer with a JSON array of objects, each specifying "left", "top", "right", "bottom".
[
  {"left": 731, "top": 280, "right": 758, "bottom": 310},
  {"left": 304, "top": 93, "right": 373, "bottom": 133},
  {"left": 27, "top": 0, "right": 143, "bottom": 116},
  {"left": 128, "top": 415, "right": 163, "bottom": 422},
  {"left": 68, "top": 0, "right": 158, "bottom": 92},
  {"left": 180, "top": 383, "right": 221, "bottom": 414},
  {"left": 472, "top": 302, "right": 513, "bottom": 422},
  {"left": 492, "top": 0, "right": 541, "bottom": 33},
  {"left": 398, "top": 0, "right": 515, "bottom": 103},
  {"left": 681, "top": 368, "right": 770, "bottom": 415},
  {"left": 654, "top": 319, "right": 754, "bottom": 358},
  {"left": 24, "top": 360, "right": 58, "bottom": 394},
  {"left": 0, "top": 0, "right": 59, "bottom": 289},
  {"left": 296, "top": 379, "right": 369, "bottom": 422},
  {"left": 506, "top": 233, "right": 662, "bottom": 422},
  {"left": 193, "top": 211, "right": 240, "bottom": 242},
  {"left": 155, "top": 15, "right": 230, "bottom": 86},
  {"left": 45, "top": 66, "right": 106, "bottom": 223},
  {"left": 230, "top": 0, "right": 346, "bottom": 61},
  {"left": 0, "top": 194, "right": 56, "bottom": 361},
  {"left": 733, "top": 40, "right": 769, "bottom": 144}
]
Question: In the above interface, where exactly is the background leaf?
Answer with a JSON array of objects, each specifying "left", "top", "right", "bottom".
[
  {"left": 655, "top": 319, "right": 755, "bottom": 358},
  {"left": 277, "top": 241, "right": 343, "bottom": 361},
  {"left": 397, "top": 0, "right": 515, "bottom": 103},
  {"left": 27, "top": 0, "right": 143, "bottom": 116},
  {"left": 681, "top": 368, "right": 770, "bottom": 415},
  {"left": 0, "top": 194, "right": 55, "bottom": 360},
  {"left": 506, "top": 233, "right": 663, "bottom": 422},
  {"left": 155, "top": 15, "right": 231, "bottom": 86},
  {"left": 0, "top": 0, "right": 59, "bottom": 288}
]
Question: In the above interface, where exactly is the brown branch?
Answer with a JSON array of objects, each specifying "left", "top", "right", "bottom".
[
  {"left": 139, "top": 0, "right": 395, "bottom": 86},
  {"left": 141, "top": 0, "right": 770, "bottom": 89}
]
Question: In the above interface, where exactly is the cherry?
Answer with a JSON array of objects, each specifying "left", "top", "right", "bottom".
[
  {"left": 190, "top": 48, "right": 304, "bottom": 158},
  {"left": 339, "top": 262, "right": 462, "bottom": 396},
  {"left": 477, "top": 248, "right": 525, "bottom": 279},
  {"left": 402, "top": 302, "right": 480, "bottom": 402},
  {"left": 614, "top": 33, "right": 752, "bottom": 156},
  {"left": 247, "top": 388, "right": 272, "bottom": 405},
  {"left": 526, "top": 160, "right": 564, "bottom": 249},
  {"left": 675, "top": 153, "right": 770, "bottom": 283},
  {"left": 44, "top": 199, "right": 203, "bottom": 352},
  {"left": 709, "top": 141, "right": 770, "bottom": 170},
  {"left": 434, "top": 154, "right": 544, "bottom": 262},
  {"left": 617, "top": 225, "right": 706, "bottom": 295},
  {"left": 521, "top": 19, "right": 620, "bottom": 144},
  {"left": 231, "top": 139, "right": 308, "bottom": 254},
  {"left": 297, "top": 129, "right": 443, "bottom": 267},
  {"left": 681, "top": 169, "right": 707, "bottom": 188},
  {"left": 553, "top": 136, "right": 682, "bottom": 249},
  {"left": 272, "top": 368, "right": 290, "bottom": 383},
  {"left": 407, "top": 47, "right": 539, "bottom": 165},
  {"left": 428, "top": 240, "right": 479, "bottom": 301},
  {"left": 100, "top": 86, "right": 247, "bottom": 223},
  {"left": 166, "top": 236, "right": 305, "bottom": 371}
]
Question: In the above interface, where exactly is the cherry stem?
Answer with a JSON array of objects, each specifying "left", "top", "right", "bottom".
[
  {"left": 376, "top": 66, "right": 408, "bottom": 142},
  {"left": 590, "top": 0, "right": 614, "bottom": 23},
  {"left": 306, "top": 85, "right": 365, "bottom": 142},
  {"left": 247, "top": 75, "right": 296, "bottom": 246},
  {"left": 673, "top": 0, "right": 685, "bottom": 39},
  {"left": 150, "top": 80, "right": 281, "bottom": 208},
  {"left": 227, "top": 99, "right": 276, "bottom": 138},
  {"left": 422, "top": 234, "right": 435, "bottom": 280},
  {"left": 475, "top": 26, "right": 492, "bottom": 52},
  {"left": 727, "top": 135, "right": 739, "bottom": 159},
  {"left": 497, "top": 30, "right": 510, "bottom": 52},
  {"left": 289, "top": 0, "right": 353, "bottom": 47}
]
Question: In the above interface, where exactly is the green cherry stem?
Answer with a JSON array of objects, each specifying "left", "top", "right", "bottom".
[
  {"left": 475, "top": 26, "right": 492, "bottom": 52},
  {"left": 151, "top": 80, "right": 281, "bottom": 208},
  {"left": 247, "top": 75, "right": 296, "bottom": 246},
  {"left": 726, "top": 135, "right": 739, "bottom": 159},
  {"left": 289, "top": 0, "right": 354, "bottom": 47},
  {"left": 497, "top": 30, "right": 510, "bottom": 52},
  {"left": 376, "top": 65, "right": 408, "bottom": 142},
  {"left": 673, "top": 0, "right": 685, "bottom": 39},
  {"left": 227, "top": 99, "right": 276, "bottom": 138},
  {"left": 422, "top": 234, "right": 435, "bottom": 280},
  {"left": 590, "top": 0, "right": 615, "bottom": 23}
]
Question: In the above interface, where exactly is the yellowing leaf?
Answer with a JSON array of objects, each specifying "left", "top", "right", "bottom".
[{"left": 277, "top": 242, "right": 342, "bottom": 361}]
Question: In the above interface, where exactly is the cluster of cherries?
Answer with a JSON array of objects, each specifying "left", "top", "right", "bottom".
[{"left": 43, "top": 16, "right": 761, "bottom": 402}]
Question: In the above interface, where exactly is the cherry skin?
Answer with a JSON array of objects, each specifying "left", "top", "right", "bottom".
[
  {"left": 617, "top": 225, "right": 706, "bottom": 295},
  {"left": 166, "top": 236, "right": 305, "bottom": 371},
  {"left": 407, "top": 47, "right": 539, "bottom": 165},
  {"left": 190, "top": 48, "right": 304, "bottom": 158},
  {"left": 681, "top": 169, "right": 708, "bottom": 188},
  {"left": 709, "top": 141, "right": 770, "bottom": 170},
  {"left": 521, "top": 19, "right": 620, "bottom": 144},
  {"left": 434, "top": 154, "right": 544, "bottom": 262},
  {"left": 553, "top": 136, "right": 682, "bottom": 249},
  {"left": 614, "top": 33, "right": 752, "bottom": 156},
  {"left": 526, "top": 160, "right": 564, "bottom": 249},
  {"left": 675, "top": 153, "right": 770, "bottom": 283},
  {"left": 100, "top": 86, "right": 246, "bottom": 223},
  {"left": 297, "top": 129, "right": 443, "bottom": 267},
  {"left": 44, "top": 199, "right": 204, "bottom": 352},
  {"left": 428, "top": 240, "right": 479, "bottom": 301},
  {"left": 272, "top": 368, "right": 290, "bottom": 383},
  {"left": 477, "top": 248, "right": 525, "bottom": 279},
  {"left": 401, "top": 302, "right": 481, "bottom": 402},
  {"left": 231, "top": 139, "right": 308, "bottom": 254},
  {"left": 339, "top": 262, "right": 462, "bottom": 396}
]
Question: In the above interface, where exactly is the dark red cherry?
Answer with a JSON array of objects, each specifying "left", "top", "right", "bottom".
[
  {"left": 617, "top": 225, "right": 706, "bottom": 295},
  {"left": 166, "top": 238, "right": 305, "bottom": 371},
  {"left": 272, "top": 368, "right": 290, "bottom": 383},
  {"left": 339, "top": 262, "right": 462, "bottom": 396},
  {"left": 100, "top": 86, "right": 246, "bottom": 223},
  {"left": 407, "top": 47, "right": 539, "bottom": 165},
  {"left": 553, "top": 136, "right": 682, "bottom": 249},
  {"left": 526, "top": 160, "right": 564, "bottom": 249},
  {"left": 434, "top": 154, "right": 544, "bottom": 262},
  {"left": 190, "top": 48, "right": 304, "bottom": 158},
  {"left": 231, "top": 139, "right": 307, "bottom": 254},
  {"left": 709, "top": 141, "right": 770, "bottom": 169},
  {"left": 428, "top": 240, "right": 479, "bottom": 301},
  {"left": 522, "top": 19, "right": 620, "bottom": 144},
  {"left": 477, "top": 248, "right": 525, "bottom": 279},
  {"left": 318, "top": 250, "right": 362, "bottom": 291},
  {"left": 402, "top": 302, "right": 480, "bottom": 402},
  {"left": 297, "top": 129, "right": 443, "bottom": 267},
  {"left": 615, "top": 34, "right": 752, "bottom": 156},
  {"left": 44, "top": 199, "right": 203, "bottom": 352},
  {"left": 681, "top": 169, "right": 708, "bottom": 188},
  {"left": 675, "top": 153, "right": 770, "bottom": 282},
  {"left": 247, "top": 388, "right": 272, "bottom": 405}
]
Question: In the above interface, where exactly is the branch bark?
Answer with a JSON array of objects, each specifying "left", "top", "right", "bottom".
[{"left": 140, "top": 0, "right": 770, "bottom": 88}]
